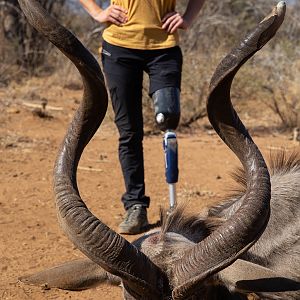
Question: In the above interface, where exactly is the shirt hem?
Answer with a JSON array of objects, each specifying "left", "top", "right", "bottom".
[{"left": 102, "top": 35, "right": 180, "bottom": 50}]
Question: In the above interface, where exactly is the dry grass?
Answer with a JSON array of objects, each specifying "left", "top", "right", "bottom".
[{"left": 1, "top": 0, "right": 299, "bottom": 133}]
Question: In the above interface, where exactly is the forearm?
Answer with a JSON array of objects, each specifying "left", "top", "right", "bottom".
[
  {"left": 79, "top": 0, "right": 103, "bottom": 20},
  {"left": 183, "top": 0, "right": 206, "bottom": 26},
  {"left": 79, "top": 0, "right": 127, "bottom": 26}
]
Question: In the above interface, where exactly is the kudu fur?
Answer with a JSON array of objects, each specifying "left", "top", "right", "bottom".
[{"left": 18, "top": 1, "right": 299, "bottom": 299}]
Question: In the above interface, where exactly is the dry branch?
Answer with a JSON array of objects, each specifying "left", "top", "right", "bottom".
[{"left": 22, "top": 101, "right": 63, "bottom": 111}]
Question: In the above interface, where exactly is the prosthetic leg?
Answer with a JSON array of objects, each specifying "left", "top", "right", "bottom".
[{"left": 152, "top": 87, "right": 180, "bottom": 210}]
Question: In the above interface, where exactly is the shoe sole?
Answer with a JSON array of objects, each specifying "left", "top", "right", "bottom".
[{"left": 118, "top": 224, "right": 149, "bottom": 235}]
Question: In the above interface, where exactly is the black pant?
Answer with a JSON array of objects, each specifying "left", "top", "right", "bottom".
[{"left": 101, "top": 40, "right": 182, "bottom": 210}]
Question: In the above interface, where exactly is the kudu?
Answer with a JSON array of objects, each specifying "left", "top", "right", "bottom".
[{"left": 18, "top": 1, "right": 299, "bottom": 299}]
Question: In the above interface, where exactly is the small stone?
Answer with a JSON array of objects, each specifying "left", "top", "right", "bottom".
[
  {"left": 41, "top": 283, "right": 51, "bottom": 290},
  {"left": 7, "top": 107, "right": 20, "bottom": 114}
]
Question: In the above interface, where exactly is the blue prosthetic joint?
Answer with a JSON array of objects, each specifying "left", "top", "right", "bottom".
[
  {"left": 163, "top": 131, "right": 179, "bottom": 184},
  {"left": 163, "top": 131, "right": 178, "bottom": 209}
]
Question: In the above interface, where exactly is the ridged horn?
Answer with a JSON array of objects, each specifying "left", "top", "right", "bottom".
[
  {"left": 172, "top": 2, "right": 286, "bottom": 299},
  {"left": 18, "top": 0, "right": 168, "bottom": 298}
]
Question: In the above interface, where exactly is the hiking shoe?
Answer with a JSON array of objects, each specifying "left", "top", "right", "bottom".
[{"left": 118, "top": 204, "right": 149, "bottom": 234}]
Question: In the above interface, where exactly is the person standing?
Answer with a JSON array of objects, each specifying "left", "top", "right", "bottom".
[{"left": 79, "top": 0, "right": 206, "bottom": 234}]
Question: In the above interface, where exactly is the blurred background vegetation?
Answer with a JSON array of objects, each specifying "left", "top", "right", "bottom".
[{"left": 0, "top": 0, "right": 299, "bottom": 132}]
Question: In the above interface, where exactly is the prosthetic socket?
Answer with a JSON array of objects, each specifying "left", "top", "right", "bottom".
[{"left": 152, "top": 87, "right": 180, "bottom": 131}]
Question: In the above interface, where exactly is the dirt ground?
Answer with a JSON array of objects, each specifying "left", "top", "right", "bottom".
[{"left": 1, "top": 77, "right": 299, "bottom": 300}]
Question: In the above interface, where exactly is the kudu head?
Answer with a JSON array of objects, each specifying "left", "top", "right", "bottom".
[{"left": 19, "top": 1, "right": 294, "bottom": 299}]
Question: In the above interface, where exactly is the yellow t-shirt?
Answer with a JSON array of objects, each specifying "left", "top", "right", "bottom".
[{"left": 102, "top": 0, "right": 179, "bottom": 50}]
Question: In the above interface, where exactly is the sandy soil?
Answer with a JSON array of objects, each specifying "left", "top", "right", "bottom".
[{"left": 1, "top": 78, "right": 299, "bottom": 300}]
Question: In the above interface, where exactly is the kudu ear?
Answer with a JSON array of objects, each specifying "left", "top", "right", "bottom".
[
  {"left": 219, "top": 259, "right": 300, "bottom": 293},
  {"left": 19, "top": 258, "right": 120, "bottom": 290}
]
